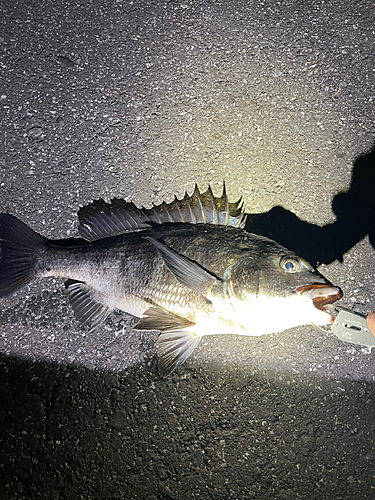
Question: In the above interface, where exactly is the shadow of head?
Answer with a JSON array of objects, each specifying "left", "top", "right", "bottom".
[
  {"left": 245, "top": 146, "right": 375, "bottom": 267},
  {"left": 332, "top": 147, "right": 375, "bottom": 233}
]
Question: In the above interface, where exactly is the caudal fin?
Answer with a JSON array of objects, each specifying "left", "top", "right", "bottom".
[{"left": 0, "top": 214, "right": 47, "bottom": 297}]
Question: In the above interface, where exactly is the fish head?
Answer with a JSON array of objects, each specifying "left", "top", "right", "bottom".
[{"left": 224, "top": 245, "right": 342, "bottom": 335}]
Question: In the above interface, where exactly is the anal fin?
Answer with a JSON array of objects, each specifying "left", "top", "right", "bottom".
[{"left": 65, "top": 280, "right": 113, "bottom": 330}]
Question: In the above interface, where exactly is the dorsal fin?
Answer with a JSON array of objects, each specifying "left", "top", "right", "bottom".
[
  {"left": 78, "top": 183, "right": 247, "bottom": 241},
  {"left": 78, "top": 208, "right": 151, "bottom": 241}
]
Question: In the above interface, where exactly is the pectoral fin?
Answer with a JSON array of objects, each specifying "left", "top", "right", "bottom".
[{"left": 144, "top": 236, "right": 221, "bottom": 297}]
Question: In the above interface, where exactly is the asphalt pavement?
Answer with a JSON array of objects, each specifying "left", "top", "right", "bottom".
[{"left": 0, "top": 1, "right": 374, "bottom": 499}]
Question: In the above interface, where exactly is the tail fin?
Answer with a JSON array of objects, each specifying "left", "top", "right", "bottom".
[{"left": 0, "top": 214, "right": 47, "bottom": 297}]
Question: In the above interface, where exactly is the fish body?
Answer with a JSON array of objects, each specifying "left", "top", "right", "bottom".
[{"left": 0, "top": 186, "right": 342, "bottom": 376}]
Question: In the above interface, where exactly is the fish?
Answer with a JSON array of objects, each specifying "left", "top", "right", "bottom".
[{"left": 0, "top": 185, "right": 342, "bottom": 376}]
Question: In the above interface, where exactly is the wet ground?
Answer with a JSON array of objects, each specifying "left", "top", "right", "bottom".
[{"left": 0, "top": 0, "right": 375, "bottom": 498}]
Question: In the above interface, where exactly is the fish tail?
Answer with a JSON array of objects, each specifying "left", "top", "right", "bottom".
[{"left": 0, "top": 214, "right": 48, "bottom": 297}]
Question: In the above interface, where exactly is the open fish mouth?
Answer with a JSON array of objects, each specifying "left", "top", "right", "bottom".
[{"left": 297, "top": 284, "right": 343, "bottom": 311}]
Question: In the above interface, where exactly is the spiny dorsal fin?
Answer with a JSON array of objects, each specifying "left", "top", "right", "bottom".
[
  {"left": 143, "top": 184, "right": 246, "bottom": 227},
  {"left": 78, "top": 184, "right": 247, "bottom": 241}
]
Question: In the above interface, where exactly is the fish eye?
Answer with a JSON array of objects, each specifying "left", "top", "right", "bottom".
[{"left": 280, "top": 257, "right": 299, "bottom": 273}]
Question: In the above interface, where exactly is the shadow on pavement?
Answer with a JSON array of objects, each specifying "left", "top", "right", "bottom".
[
  {"left": 245, "top": 146, "right": 375, "bottom": 267},
  {"left": 0, "top": 352, "right": 374, "bottom": 500}
]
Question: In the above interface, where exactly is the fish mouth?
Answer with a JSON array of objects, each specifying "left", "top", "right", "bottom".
[{"left": 296, "top": 283, "right": 343, "bottom": 312}]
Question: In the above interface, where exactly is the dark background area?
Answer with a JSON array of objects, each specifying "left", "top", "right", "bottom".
[
  {"left": 1, "top": 354, "right": 375, "bottom": 500},
  {"left": 0, "top": 0, "right": 374, "bottom": 499}
]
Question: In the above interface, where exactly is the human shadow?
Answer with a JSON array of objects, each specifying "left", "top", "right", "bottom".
[{"left": 244, "top": 146, "right": 375, "bottom": 267}]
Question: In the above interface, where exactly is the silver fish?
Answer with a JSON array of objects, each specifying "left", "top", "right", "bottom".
[{"left": 0, "top": 185, "right": 342, "bottom": 376}]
